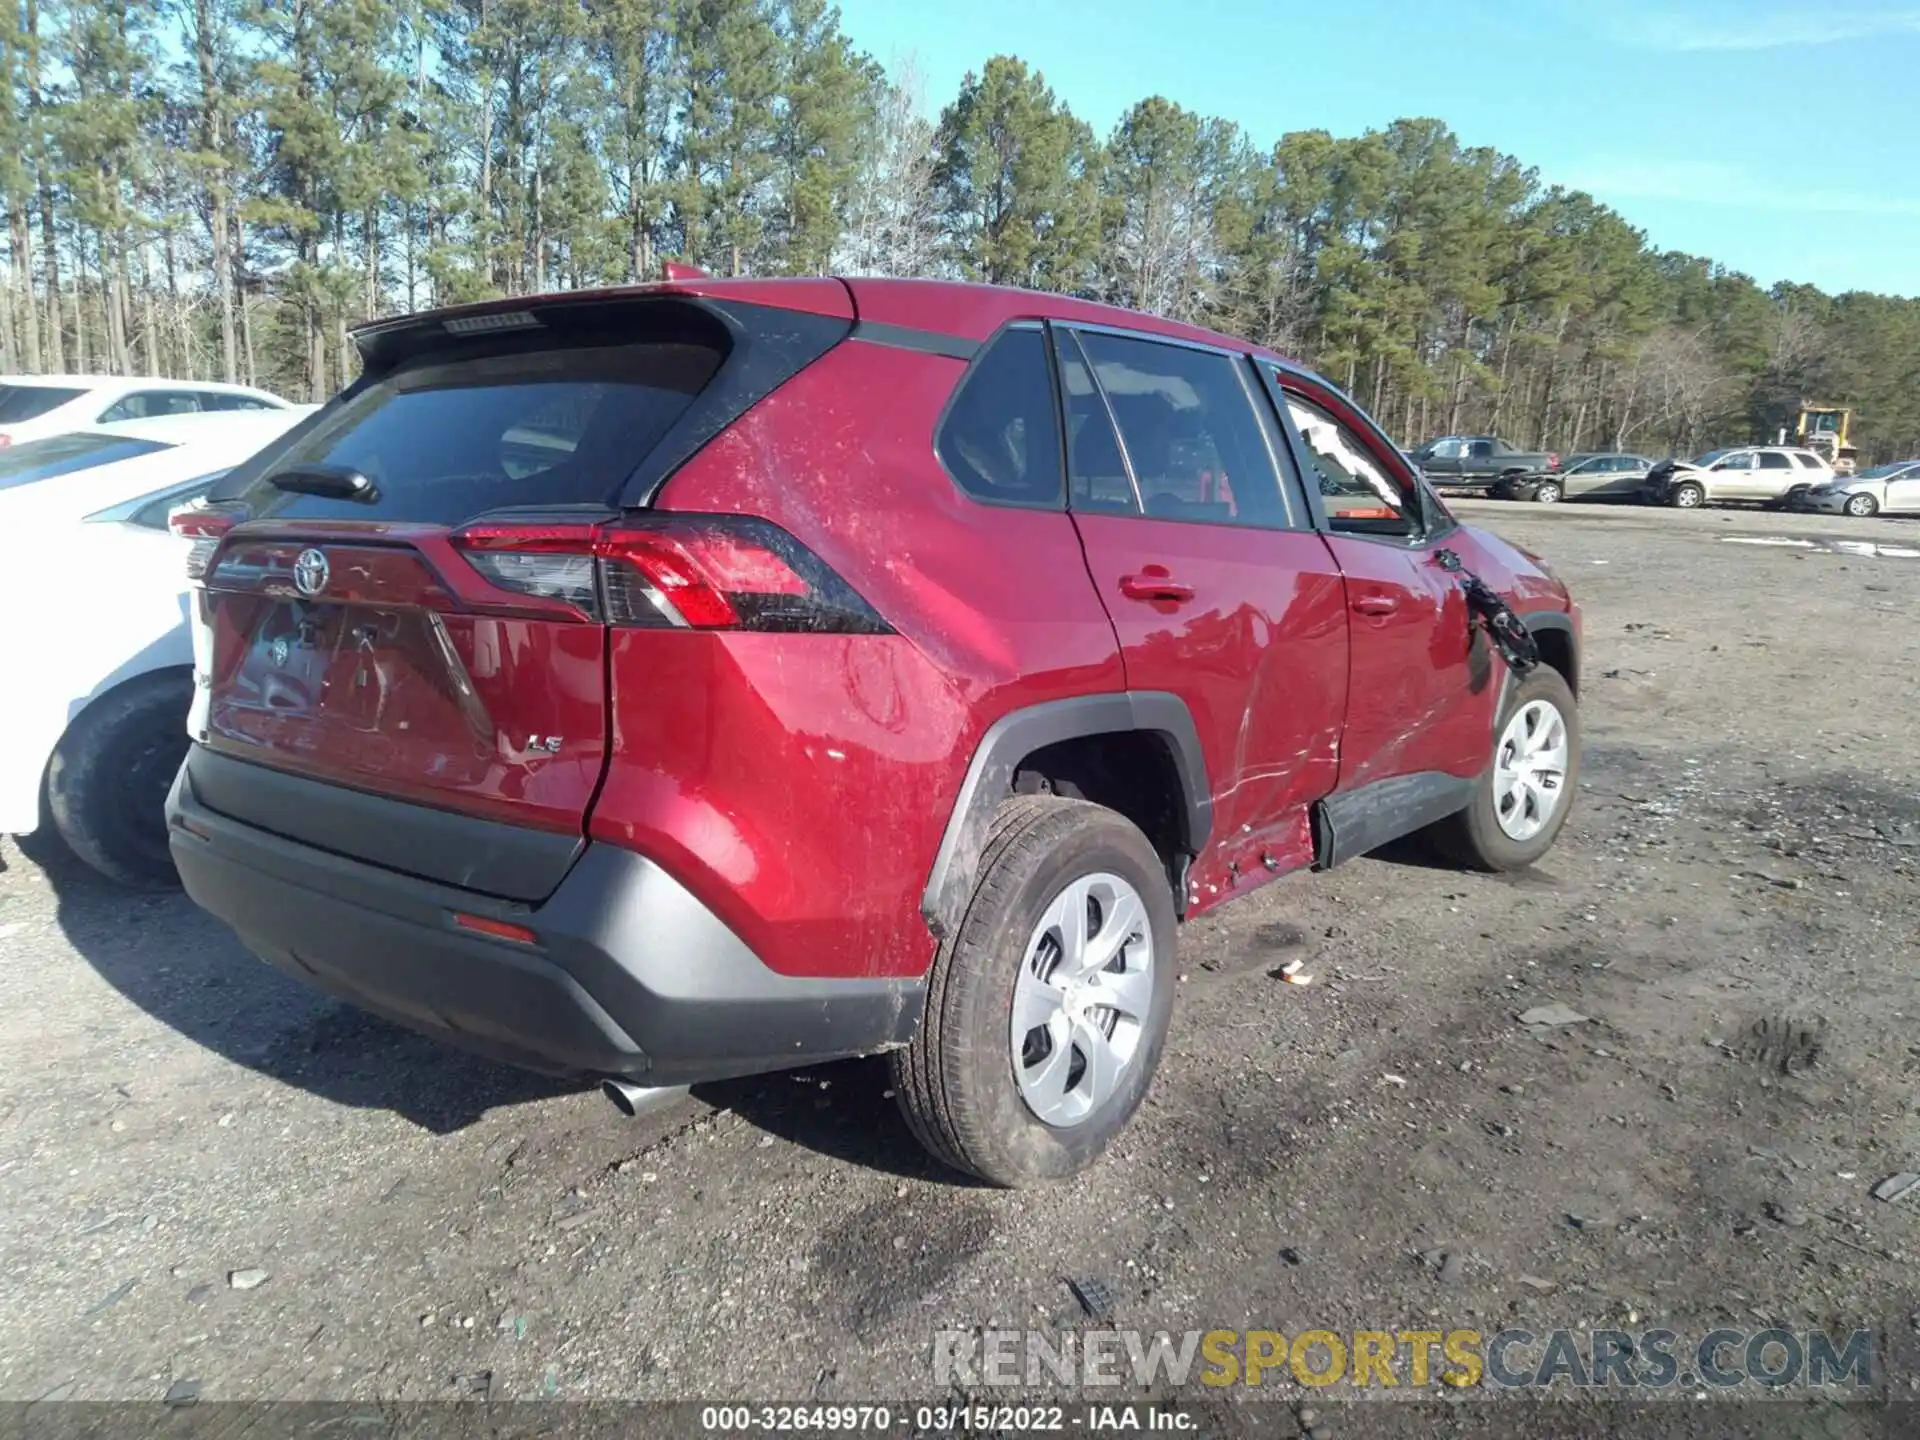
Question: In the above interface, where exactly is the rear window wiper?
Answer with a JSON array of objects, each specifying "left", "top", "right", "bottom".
[{"left": 266, "top": 463, "right": 380, "bottom": 503}]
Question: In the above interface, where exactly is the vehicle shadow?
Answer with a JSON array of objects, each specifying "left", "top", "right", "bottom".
[
  {"left": 697, "top": 1058, "right": 989, "bottom": 1187},
  {"left": 30, "top": 838, "right": 578, "bottom": 1134}
]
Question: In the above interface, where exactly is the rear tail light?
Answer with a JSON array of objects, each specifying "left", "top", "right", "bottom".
[
  {"left": 169, "top": 502, "right": 247, "bottom": 581},
  {"left": 450, "top": 515, "right": 891, "bottom": 634},
  {"left": 1548, "top": 452, "right": 1561, "bottom": 469},
  {"left": 0, "top": 433, "right": 11, "bottom": 449}
]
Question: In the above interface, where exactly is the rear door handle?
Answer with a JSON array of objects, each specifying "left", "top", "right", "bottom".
[
  {"left": 1119, "top": 568, "right": 1195, "bottom": 604},
  {"left": 1352, "top": 594, "right": 1400, "bottom": 617}
]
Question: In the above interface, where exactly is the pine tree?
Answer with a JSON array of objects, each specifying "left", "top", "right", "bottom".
[{"left": 934, "top": 55, "right": 1101, "bottom": 292}]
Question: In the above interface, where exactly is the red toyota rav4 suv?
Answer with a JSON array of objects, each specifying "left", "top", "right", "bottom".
[{"left": 167, "top": 278, "right": 1580, "bottom": 1186}]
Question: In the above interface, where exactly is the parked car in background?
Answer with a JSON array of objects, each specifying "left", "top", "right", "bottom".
[
  {"left": 1410, "top": 435, "right": 1561, "bottom": 488},
  {"left": 1492, "top": 452, "right": 1658, "bottom": 503},
  {"left": 0, "top": 411, "right": 313, "bottom": 510},
  {"left": 1641, "top": 447, "right": 1833, "bottom": 508},
  {"left": 1794, "top": 459, "right": 1920, "bottom": 517},
  {"left": 0, "top": 375, "right": 292, "bottom": 449},
  {"left": 0, "top": 408, "right": 314, "bottom": 886},
  {"left": 166, "top": 277, "right": 1582, "bottom": 1187}
]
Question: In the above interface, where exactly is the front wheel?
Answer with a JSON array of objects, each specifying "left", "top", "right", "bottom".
[
  {"left": 1846, "top": 492, "right": 1879, "bottom": 518},
  {"left": 1670, "top": 481, "right": 1704, "bottom": 509},
  {"left": 892, "top": 796, "right": 1178, "bottom": 1187},
  {"left": 1532, "top": 480, "right": 1563, "bottom": 504},
  {"left": 1429, "top": 665, "right": 1580, "bottom": 871}
]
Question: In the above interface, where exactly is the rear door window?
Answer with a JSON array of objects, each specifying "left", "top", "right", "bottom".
[
  {"left": 0, "top": 383, "right": 85, "bottom": 422},
  {"left": 1758, "top": 452, "right": 1793, "bottom": 470},
  {"left": 935, "top": 327, "right": 1063, "bottom": 508},
  {"left": 1070, "top": 331, "right": 1294, "bottom": 529},
  {"left": 1054, "top": 332, "right": 1139, "bottom": 514},
  {"left": 99, "top": 390, "right": 207, "bottom": 422},
  {"left": 224, "top": 340, "right": 725, "bottom": 525}
]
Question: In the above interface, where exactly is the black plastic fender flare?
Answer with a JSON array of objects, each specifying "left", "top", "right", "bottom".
[{"left": 921, "top": 692, "right": 1212, "bottom": 939}]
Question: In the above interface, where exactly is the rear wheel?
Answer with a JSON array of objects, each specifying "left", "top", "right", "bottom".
[
  {"left": 892, "top": 796, "right": 1177, "bottom": 1187},
  {"left": 45, "top": 671, "right": 192, "bottom": 888},
  {"left": 1845, "top": 492, "right": 1879, "bottom": 518},
  {"left": 1430, "top": 665, "right": 1579, "bottom": 872},
  {"left": 1670, "top": 481, "right": 1704, "bottom": 509}
]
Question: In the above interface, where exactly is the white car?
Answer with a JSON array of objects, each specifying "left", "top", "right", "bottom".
[
  {"left": 1797, "top": 460, "right": 1920, "bottom": 518},
  {"left": 0, "top": 374, "right": 291, "bottom": 449},
  {"left": 0, "top": 408, "right": 314, "bottom": 885},
  {"left": 1641, "top": 447, "right": 1833, "bottom": 508}
]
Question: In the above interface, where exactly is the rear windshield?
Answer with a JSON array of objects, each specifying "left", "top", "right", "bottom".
[
  {"left": 0, "top": 432, "right": 171, "bottom": 491},
  {"left": 224, "top": 341, "right": 725, "bottom": 525},
  {"left": 0, "top": 383, "right": 86, "bottom": 423}
]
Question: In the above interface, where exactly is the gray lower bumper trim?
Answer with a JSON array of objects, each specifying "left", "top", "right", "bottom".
[{"left": 168, "top": 754, "right": 924, "bottom": 1085}]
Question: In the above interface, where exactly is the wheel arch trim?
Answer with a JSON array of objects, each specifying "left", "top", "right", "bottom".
[
  {"left": 921, "top": 692, "right": 1212, "bottom": 939},
  {"left": 1522, "top": 610, "right": 1578, "bottom": 695}
]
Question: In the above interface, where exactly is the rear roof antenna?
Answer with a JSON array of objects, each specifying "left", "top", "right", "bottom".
[{"left": 662, "top": 260, "right": 711, "bottom": 281}]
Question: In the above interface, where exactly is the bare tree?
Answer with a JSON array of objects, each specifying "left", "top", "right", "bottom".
[
  {"left": 1616, "top": 328, "right": 1727, "bottom": 454},
  {"left": 835, "top": 57, "right": 941, "bottom": 278}
]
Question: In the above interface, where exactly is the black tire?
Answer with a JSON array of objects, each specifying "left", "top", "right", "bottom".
[
  {"left": 1429, "top": 665, "right": 1580, "bottom": 872},
  {"left": 1845, "top": 492, "right": 1879, "bottom": 518},
  {"left": 1532, "top": 480, "right": 1562, "bottom": 504},
  {"left": 45, "top": 671, "right": 193, "bottom": 888},
  {"left": 892, "top": 795, "right": 1178, "bottom": 1187},
  {"left": 1669, "top": 481, "right": 1704, "bottom": 509}
]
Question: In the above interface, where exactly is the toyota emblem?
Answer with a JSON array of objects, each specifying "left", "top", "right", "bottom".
[{"left": 293, "top": 548, "right": 330, "bottom": 597}]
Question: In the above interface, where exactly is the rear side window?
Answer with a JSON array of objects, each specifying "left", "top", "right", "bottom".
[
  {"left": 1790, "top": 452, "right": 1824, "bottom": 469},
  {"left": 99, "top": 390, "right": 206, "bottom": 422},
  {"left": 229, "top": 341, "right": 725, "bottom": 525},
  {"left": 0, "top": 432, "right": 172, "bottom": 491},
  {"left": 0, "top": 384, "right": 85, "bottom": 422},
  {"left": 1072, "top": 331, "right": 1293, "bottom": 529},
  {"left": 198, "top": 392, "right": 281, "bottom": 412},
  {"left": 935, "top": 327, "right": 1063, "bottom": 509}
]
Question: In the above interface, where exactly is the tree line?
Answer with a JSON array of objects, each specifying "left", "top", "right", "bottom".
[{"left": 1, "top": 0, "right": 1915, "bottom": 460}]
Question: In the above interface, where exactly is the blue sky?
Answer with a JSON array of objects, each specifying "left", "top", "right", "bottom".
[{"left": 835, "top": 0, "right": 1920, "bottom": 297}]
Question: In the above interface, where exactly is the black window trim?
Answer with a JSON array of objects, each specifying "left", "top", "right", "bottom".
[
  {"left": 1050, "top": 321, "right": 1310, "bottom": 535},
  {"left": 1054, "top": 325, "right": 1144, "bottom": 516},
  {"left": 930, "top": 318, "right": 1067, "bottom": 514}
]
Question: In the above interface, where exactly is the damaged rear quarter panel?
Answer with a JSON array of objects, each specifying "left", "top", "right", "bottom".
[{"left": 637, "top": 339, "right": 1126, "bottom": 982}]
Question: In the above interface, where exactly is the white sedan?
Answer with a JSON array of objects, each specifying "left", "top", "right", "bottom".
[
  {"left": 0, "top": 408, "right": 313, "bottom": 885},
  {"left": 1797, "top": 460, "right": 1920, "bottom": 518},
  {"left": 0, "top": 374, "right": 292, "bottom": 448}
]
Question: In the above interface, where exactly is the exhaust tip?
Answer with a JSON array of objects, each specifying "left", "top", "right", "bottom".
[{"left": 600, "top": 1077, "right": 688, "bottom": 1120}]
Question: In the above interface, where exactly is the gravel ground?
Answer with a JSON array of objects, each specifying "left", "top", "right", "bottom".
[{"left": 1, "top": 497, "right": 1917, "bottom": 1426}]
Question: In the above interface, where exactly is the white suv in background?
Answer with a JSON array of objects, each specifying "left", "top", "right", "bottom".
[
  {"left": 1643, "top": 447, "right": 1833, "bottom": 508},
  {"left": 0, "top": 375, "right": 292, "bottom": 448}
]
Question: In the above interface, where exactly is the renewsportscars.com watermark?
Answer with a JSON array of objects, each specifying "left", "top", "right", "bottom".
[{"left": 935, "top": 1326, "right": 1877, "bottom": 1393}]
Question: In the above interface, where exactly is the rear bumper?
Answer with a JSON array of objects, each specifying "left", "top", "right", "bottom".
[{"left": 166, "top": 751, "right": 923, "bottom": 1085}]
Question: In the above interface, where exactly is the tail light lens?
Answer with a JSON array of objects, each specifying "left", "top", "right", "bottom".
[
  {"left": 1548, "top": 452, "right": 1561, "bottom": 469},
  {"left": 450, "top": 515, "right": 891, "bottom": 634},
  {"left": 169, "top": 502, "right": 248, "bottom": 581},
  {"left": 168, "top": 501, "right": 248, "bottom": 744},
  {"left": 0, "top": 433, "right": 12, "bottom": 449}
]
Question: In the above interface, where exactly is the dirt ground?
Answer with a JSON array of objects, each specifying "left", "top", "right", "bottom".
[{"left": 2, "top": 497, "right": 1917, "bottom": 1430}]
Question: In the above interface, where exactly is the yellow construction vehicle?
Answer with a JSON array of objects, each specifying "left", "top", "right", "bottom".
[{"left": 1795, "top": 404, "right": 1858, "bottom": 474}]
